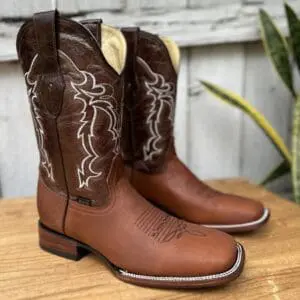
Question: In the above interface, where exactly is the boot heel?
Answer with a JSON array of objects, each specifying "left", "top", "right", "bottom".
[{"left": 39, "top": 222, "right": 89, "bottom": 261}]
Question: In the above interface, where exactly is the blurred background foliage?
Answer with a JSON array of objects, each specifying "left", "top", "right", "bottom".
[{"left": 202, "top": 2, "right": 300, "bottom": 203}]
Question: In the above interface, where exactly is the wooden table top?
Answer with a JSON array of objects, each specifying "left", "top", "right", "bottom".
[{"left": 1, "top": 179, "right": 300, "bottom": 299}]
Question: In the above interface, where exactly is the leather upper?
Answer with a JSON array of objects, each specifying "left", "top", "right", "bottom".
[
  {"left": 17, "top": 15, "right": 123, "bottom": 207},
  {"left": 121, "top": 29, "right": 267, "bottom": 227},
  {"left": 131, "top": 152, "right": 265, "bottom": 225},
  {"left": 65, "top": 176, "right": 238, "bottom": 276}
]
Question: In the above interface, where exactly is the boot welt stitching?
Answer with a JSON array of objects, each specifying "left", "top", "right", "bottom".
[
  {"left": 117, "top": 243, "right": 243, "bottom": 282},
  {"left": 203, "top": 208, "right": 269, "bottom": 229}
]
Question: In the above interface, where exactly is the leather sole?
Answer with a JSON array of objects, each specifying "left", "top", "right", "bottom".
[
  {"left": 39, "top": 222, "right": 245, "bottom": 289},
  {"left": 203, "top": 208, "right": 270, "bottom": 233}
]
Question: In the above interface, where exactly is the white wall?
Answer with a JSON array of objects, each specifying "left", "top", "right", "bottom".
[{"left": 0, "top": 0, "right": 296, "bottom": 197}]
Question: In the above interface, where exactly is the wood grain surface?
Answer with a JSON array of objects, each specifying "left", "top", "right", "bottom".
[{"left": 0, "top": 179, "right": 299, "bottom": 299}]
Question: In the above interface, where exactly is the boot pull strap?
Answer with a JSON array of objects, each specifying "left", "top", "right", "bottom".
[
  {"left": 33, "top": 10, "right": 65, "bottom": 116},
  {"left": 81, "top": 19, "right": 102, "bottom": 46},
  {"left": 121, "top": 27, "right": 139, "bottom": 89}
]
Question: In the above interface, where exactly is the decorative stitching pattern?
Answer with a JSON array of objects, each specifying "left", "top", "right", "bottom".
[
  {"left": 25, "top": 54, "right": 54, "bottom": 181},
  {"left": 62, "top": 51, "right": 120, "bottom": 189},
  {"left": 26, "top": 51, "right": 120, "bottom": 189},
  {"left": 137, "top": 57, "right": 175, "bottom": 162},
  {"left": 135, "top": 206, "right": 205, "bottom": 243}
]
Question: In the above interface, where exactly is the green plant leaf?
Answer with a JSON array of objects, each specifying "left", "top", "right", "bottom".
[
  {"left": 259, "top": 9, "right": 296, "bottom": 97},
  {"left": 261, "top": 160, "right": 290, "bottom": 185},
  {"left": 292, "top": 96, "right": 300, "bottom": 203},
  {"left": 285, "top": 3, "right": 300, "bottom": 74},
  {"left": 201, "top": 80, "right": 292, "bottom": 164}
]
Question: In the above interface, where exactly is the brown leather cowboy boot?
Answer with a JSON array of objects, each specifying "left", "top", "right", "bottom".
[
  {"left": 17, "top": 11, "right": 245, "bottom": 288},
  {"left": 121, "top": 28, "right": 270, "bottom": 233}
]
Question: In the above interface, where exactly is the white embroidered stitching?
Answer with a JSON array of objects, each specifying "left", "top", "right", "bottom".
[
  {"left": 67, "top": 53, "right": 119, "bottom": 189},
  {"left": 25, "top": 54, "right": 54, "bottom": 181},
  {"left": 25, "top": 51, "right": 120, "bottom": 189},
  {"left": 137, "top": 57, "right": 175, "bottom": 162}
]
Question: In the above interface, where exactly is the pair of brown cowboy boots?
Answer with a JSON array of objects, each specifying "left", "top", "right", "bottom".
[{"left": 17, "top": 11, "right": 270, "bottom": 289}]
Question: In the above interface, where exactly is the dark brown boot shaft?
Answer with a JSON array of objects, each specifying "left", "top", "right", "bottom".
[
  {"left": 121, "top": 29, "right": 178, "bottom": 173},
  {"left": 17, "top": 11, "right": 125, "bottom": 232}
]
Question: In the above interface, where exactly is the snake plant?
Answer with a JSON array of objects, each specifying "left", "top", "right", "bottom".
[{"left": 201, "top": 3, "right": 300, "bottom": 203}]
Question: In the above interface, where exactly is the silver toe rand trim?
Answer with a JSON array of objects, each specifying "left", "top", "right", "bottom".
[
  {"left": 117, "top": 243, "right": 243, "bottom": 282},
  {"left": 203, "top": 208, "right": 269, "bottom": 229}
]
